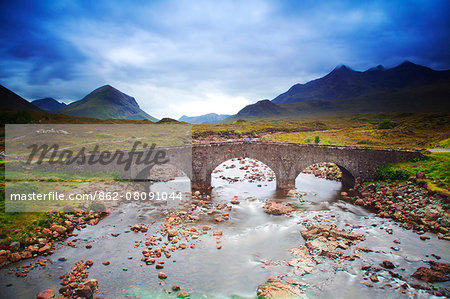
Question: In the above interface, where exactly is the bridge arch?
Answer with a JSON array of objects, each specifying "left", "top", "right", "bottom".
[
  {"left": 296, "top": 162, "right": 355, "bottom": 189},
  {"left": 211, "top": 157, "right": 276, "bottom": 186}
]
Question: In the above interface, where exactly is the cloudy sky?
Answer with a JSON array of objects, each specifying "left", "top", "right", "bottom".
[{"left": 1, "top": 0, "right": 449, "bottom": 119}]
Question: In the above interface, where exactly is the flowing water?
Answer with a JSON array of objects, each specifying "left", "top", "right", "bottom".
[{"left": 1, "top": 158, "right": 449, "bottom": 298}]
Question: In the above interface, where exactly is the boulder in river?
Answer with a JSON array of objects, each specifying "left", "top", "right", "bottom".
[
  {"left": 288, "top": 246, "right": 316, "bottom": 275},
  {"left": 300, "top": 224, "right": 365, "bottom": 259},
  {"left": 50, "top": 224, "right": 67, "bottom": 235},
  {"left": 264, "top": 202, "right": 294, "bottom": 216},
  {"left": 74, "top": 285, "right": 93, "bottom": 299},
  {"left": 412, "top": 267, "right": 449, "bottom": 282},
  {"left": 256, "top": 278, "right": 305, "bottom": 298},
  {"left": 380, "top": 260, "right": 395, "bottom": 269},
  {"left": 177, "top": 289, "right": 190, "bottom": 298},
  {"left": 36, "top": 290, "right": 55, "bottom": 299}
]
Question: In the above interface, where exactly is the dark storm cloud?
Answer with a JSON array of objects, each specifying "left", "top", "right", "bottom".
[{"left": 0, "top": 0, "right": 449, "bottom": 118}]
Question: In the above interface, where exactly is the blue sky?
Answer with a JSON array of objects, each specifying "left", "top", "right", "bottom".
[{"left": 1, "top": 0, "right": 449, "bottom": 118}]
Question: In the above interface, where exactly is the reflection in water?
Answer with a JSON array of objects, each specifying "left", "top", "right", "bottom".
[{"left": 0, "top": 159, "right": 448, "bottom": 298}]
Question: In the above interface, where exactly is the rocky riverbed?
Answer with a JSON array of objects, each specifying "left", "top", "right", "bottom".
[
  {"left": 1, "top": 159, "right": 449, "bottom": 298},
  {"left": 301, "top": 162, "right": 342, "bottom": 181},
  {"left": 349, "top": 177, "right": 450, "bottom": 240}
]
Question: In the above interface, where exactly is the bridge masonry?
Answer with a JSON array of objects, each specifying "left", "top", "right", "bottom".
[
  {"left": 12, "top": 141, "right": 422, "bottom": 192},
  {"left": 93, "top": 141, "right": 423, "bottom": 191},
  {"left": 190, "top": 142, "right": 424, "bottom": 190}
]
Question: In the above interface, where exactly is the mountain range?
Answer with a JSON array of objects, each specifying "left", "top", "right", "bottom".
[
  {"left": 1, "top": 61, "right": 449, "bottom": 122},
  {"left": 179, "top": 113, "right": 230, "bottom": 124},
  {"left": 31, "top": 98, "right": 66, "bottom": 111},
  {"left": 226, "top": 61, "right": 450, "bottom": 120}
]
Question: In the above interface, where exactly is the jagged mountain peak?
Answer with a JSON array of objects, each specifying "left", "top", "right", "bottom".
[{"left": 366, "top": 65, "right": 385, "bottom": 72}]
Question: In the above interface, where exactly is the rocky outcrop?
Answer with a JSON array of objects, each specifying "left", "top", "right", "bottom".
[
  {"left": 288, "top": 246, "right": 316, "bottom": 275},
  {"left": 300, "top": 224, "right": 365, "bottom": 258},
  {"left": 412, "top": 261, "right": 450, "bottom": 282},
  {"left": 264, "top": 202, "right": 294, "bottom": 216}
]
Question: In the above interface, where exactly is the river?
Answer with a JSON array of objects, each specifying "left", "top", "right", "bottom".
[{"left": 1, "top": 158, "right": 449, "bottom": 298}]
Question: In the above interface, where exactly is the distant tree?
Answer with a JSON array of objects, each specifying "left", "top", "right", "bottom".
[{"left": 314, "top": 135, "right": 320, "bottom": 144}]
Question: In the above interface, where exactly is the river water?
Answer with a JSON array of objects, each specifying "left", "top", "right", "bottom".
[{"left": 1, "top": 158, "right": 449, "bottom": 298}]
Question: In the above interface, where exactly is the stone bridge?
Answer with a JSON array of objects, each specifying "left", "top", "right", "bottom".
[{"left": 129, "top": 142, "right": 423, "bottom": 190}]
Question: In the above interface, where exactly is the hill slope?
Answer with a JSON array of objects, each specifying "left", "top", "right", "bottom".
[
  {"left": 31, "top": 98, "right": 66, "bottom": 111},
  {"left": 226, "top": 100, "right": 286, "bottom": 121},
  {"left": 179, "top": 113, "right": 230, "bottom": 124},
  {"left": 58, "top": 85, "right": 157, "bottom": 121},
  {"left": 0, "top": 84, "right": 43, "bottom": 112}
]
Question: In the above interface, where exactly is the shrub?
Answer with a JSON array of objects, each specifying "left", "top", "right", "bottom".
[
  {"left": 377, "top": 119, "right": 397, "bottom": 129},
  {"left": 0, "top": 111, "right": 34, "bottom": 124},
  {"left": 88, "top": 202, "right": 106, "bottom": 212},
  {"left": 314, "top": 135, "right": 320, "bottom": 144},
  {"left": 377, "top": 164, "right": 410, "bottom": 181}
]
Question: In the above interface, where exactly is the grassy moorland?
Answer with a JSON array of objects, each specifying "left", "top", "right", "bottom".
[
  {"left": 376, "top": 152, "right": 450, "bottom": 192},
  {"left": 194, "top": 112, "right": 450, "bottom": 150}
]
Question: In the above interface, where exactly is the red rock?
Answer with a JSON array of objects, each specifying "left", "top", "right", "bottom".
[
  {"left": 85, "top": 244, "right": 92, "bottom": 249},
  {"left": 256, "top": 278, "right": 302, "bottom": 298},
  {"left": 58, "top": 257, "right": 67, "bottom": 262},
  {"left": 158, "top": 272, "right": 168, "bottom": 279},
  {"left": 74, "top": 285, "right": 92, "bottom": 299},
  {"left": 102, "top": 260, "right": 110, "bottom": 265},
  {"left": 41, "top": 228, "right": 51, "bottom": 235},
  {"left": 177, "top": 289, "right": 190, "bottom": 298},
  {"left": 36, "top": 290, "right": 55, "bottom": 299},
  {"left": 380, "top": 260, "right": 395, "bottom": 269},
  {"left": 38, "top": 243, "right": 52, "bottom": 254},
  {"left": 361, "top": 264, "right": 372, "bottom": 270},
  {"left": 263, "top": 202, "right": 294, "bottom": 215},
  {"left": 355, "top": 199, "right": 364, "bottom": 206},
  {"left": 9, "top": 252, "right": 21, "bottom": 262},
  {"left": 85, "top": 260, "right": 93, "bottom": 266},
  {"left": 412, "top": 267, "right": 448, "bottom": 282},
  {"left": 370, "top": 273, "right": 379, "bottom": 282},
  {"left": 50, "top": 224, "right": 67, "bottom": 235},
  {"left": 429, "top": 261, "right": 450, "bottom": 274}
]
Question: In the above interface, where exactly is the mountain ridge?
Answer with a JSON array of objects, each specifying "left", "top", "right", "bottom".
[
  {"left": 272, "top": 61, "right": 450, "bottom": 104},
  {"left": 226, "top": 61, "right": 450, "bottom": 121},
  {"left": 31, "top": 97, "right": 66, "bottom": 111},
  {"left": 179, "top": 113, "right": 231, "bottom": 124}
]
